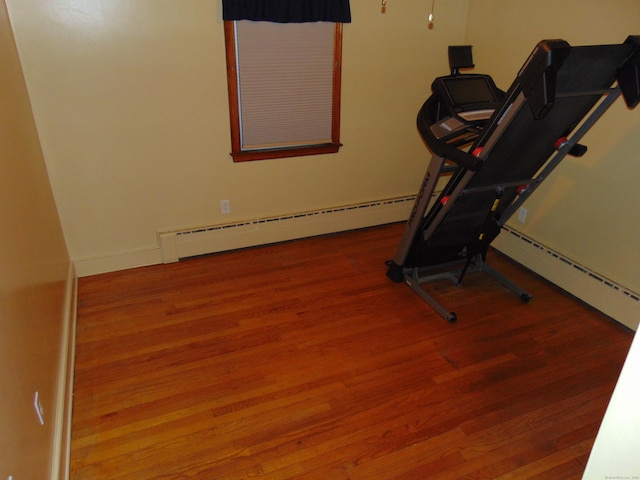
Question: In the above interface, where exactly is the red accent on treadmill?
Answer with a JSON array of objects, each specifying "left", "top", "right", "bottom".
[{"left": 554, "top": 137, "right": 568, "bottom": 149}]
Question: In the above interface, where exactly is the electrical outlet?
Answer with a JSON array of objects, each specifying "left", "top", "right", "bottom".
[
  {"left": 220, "top": 199, "right": 231, "bottom": 215},
  {"left": 518, "top": 207, "right": 528, "bottom": 223},
  {"left": 34, "top": 391, "right": 44, "bottom": 425}
]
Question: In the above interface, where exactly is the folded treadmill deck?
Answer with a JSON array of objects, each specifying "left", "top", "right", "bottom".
[{"left": 387, "top": 37, "right": 640, "bottom": 322}]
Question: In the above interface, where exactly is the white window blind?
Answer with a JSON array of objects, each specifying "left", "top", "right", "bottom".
[{"left": 234, "top": 20, "right": 335, "bottom": 151}]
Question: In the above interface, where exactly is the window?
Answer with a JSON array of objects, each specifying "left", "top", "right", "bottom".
[{"left": 224, "top": 20, "right": 344, "bottom": 161}]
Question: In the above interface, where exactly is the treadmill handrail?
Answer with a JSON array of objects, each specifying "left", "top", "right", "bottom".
[{"left": 517, "top": 39, "right": 571, "bottom": 119}]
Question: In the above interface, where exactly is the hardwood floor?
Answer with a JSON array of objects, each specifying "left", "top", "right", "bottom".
[{"left": 71, "top": 223, "right": 633, "bottom": 479}]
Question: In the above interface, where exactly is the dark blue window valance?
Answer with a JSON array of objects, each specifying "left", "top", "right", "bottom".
[{"left": 222, "top": 0, "right": 351, "bottom": 23}]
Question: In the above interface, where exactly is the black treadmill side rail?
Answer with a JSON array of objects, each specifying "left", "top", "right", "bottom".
[{"left": 386, "top": 153, "right": 447, "bottom": 281}]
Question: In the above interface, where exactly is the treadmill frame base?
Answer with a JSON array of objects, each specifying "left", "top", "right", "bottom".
[{"left": 403, "top": 253, "right": 532, "bottom": 323}]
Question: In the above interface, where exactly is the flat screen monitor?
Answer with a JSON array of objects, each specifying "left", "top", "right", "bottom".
[{"left": 441, "top": 76, "right": 499, "bottom": 110}]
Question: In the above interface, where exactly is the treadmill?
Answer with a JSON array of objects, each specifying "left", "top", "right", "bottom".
[{"left": 387, "top": 37, "right": 640, "bottom": 322}]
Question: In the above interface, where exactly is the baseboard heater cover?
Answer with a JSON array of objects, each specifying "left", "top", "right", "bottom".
[
  {"left": 158, "top": 196, "right": 418, "bottom": 263},
  {"left": 494, "top": 225, "right": 639, "bottom": 330}
]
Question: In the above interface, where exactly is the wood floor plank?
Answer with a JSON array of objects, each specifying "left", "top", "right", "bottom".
[{"left": 71, "top": 223, "right": 633, "bottom": 479}]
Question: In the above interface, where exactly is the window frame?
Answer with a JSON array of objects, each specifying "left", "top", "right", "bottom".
[{"left": 224, "top": 21, "right": 344, "bottom": 162}]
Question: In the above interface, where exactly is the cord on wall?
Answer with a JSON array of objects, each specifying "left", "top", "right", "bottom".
[{"left": 380, "top": 0, "right": 436, "bottom": 27}]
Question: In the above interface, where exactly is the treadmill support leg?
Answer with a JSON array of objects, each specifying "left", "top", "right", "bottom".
[
  {"left": 481, "top": 260, "right": 533, "bottom": 302},
  {"left": 403, "top": 254, "right": 532, "bottom": 323},
  {"left": 405, "top": 269, "right": 458, "bottom": 323}
]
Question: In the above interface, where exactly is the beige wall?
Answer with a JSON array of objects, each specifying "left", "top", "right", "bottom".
[
  {"left": 466, "top": 0, "right": 640, "bottom": 293},
  {"left": 7, "top": 0, "right": 469, "bottom": 276},
  {"left": 0, "top": 0, "right": 73, "bottom": 478}
]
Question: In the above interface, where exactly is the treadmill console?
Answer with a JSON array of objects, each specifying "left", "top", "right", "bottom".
[
  {"left": 435, "top": 74, "right": 500, "bottom": 116},
  {"left": 428, "top": 74, "right": 502, "bottom": 139}
]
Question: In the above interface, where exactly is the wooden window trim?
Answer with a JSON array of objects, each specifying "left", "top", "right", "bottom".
[{"left": 224, "top": 21, "right": 343, "bottom": 162}]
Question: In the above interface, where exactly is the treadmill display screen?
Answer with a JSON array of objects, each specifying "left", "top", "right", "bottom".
[{"left": 442, "top": 76, "right": 498, "bottom": 109}]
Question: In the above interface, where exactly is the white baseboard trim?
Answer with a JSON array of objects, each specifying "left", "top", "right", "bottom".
[
  {"left": 159, "top": 196, "right": 416, "bottom": 263},
  {"left": 73, "top": 197, "right": 417, "bottom": 276},
  {"left": 73, "top": 246, "right": 163, "bottom": 277},
  {"left": 493, "top": 226, "right": 639, "bottom": 331},
  {"left": 50, "top": 262, "right": 78, "bottom": 480}
]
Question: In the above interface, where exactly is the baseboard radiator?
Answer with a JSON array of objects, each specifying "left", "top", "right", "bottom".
[
  {"left": 158, "top": 198, "right": 638, "bottom": 330},
  {"left": 158, "top": 196, "right": 416, "bottom": 263},
  {"left": 493, "top": 225, "right": 639, "bottom": 330}
]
